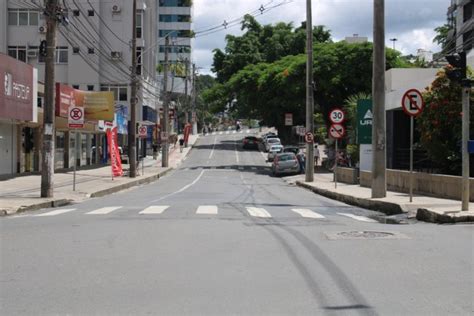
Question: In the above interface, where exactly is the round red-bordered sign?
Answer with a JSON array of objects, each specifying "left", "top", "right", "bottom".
[
  {"left": 70, "top": 107, "right": 83, "bottom": 120},
  {"left": 304, "top": 132, "right": 314, "bottom": 143},
  {"left": 401, "top": 89, "right": 424, "bottom": 117},
  {"left": 329, "top": 108, "right": 345, "bottom": 124},
  {"left": 329, "top": 123, "right": 345, "bottom": 139}
]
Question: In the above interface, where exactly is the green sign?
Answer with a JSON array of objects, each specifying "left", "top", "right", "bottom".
[{"left": 357, "top": 99, "right": 372, "bottom": 144}]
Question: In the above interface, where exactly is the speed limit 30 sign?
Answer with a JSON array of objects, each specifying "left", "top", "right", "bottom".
[{"left": 329, "top": 108, "right": 345, "bottom": 124}]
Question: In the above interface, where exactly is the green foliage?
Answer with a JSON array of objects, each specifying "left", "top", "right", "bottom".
[
  {"left": 433, "top": 24, "right": 455, "bottom": 51},
  {"left": 417, "top": 68, "right": 474, "bottom": 175}
]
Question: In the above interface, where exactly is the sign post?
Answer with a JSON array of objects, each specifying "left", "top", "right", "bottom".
[
  {"left": 329, "top": 108, "right": 346, "bottom": 189},
  {"left": 68, "top": 106, "right": 84, "bottom": 191},
  {"left": 401, "top": 89, "right": 424, "bottom": 203}
]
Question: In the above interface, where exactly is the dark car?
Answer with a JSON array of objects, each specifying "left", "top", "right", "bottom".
[{"left": 243, "top": 136, "right": 259, "bottom": 149}]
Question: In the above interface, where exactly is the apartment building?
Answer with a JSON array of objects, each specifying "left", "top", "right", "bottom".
[
  {"left": 0, "top": 0, "right": 159, "bottom": 177},
  {"left": 447, "top": 0, "right": 473, "bottom": 66}
]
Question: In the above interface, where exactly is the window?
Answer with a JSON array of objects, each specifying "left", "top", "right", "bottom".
[
  {"left": 159, "top": 45, "right": 191, "bottom": 53},
  {"left": 87, "top": 85, "right": 95, "bottom": 91},
  {"left": 72, "top": 85, "right": 80, "bottom": 89},
  {"left": 8, "top": 46, "right": 27, "bottom": 62},
  {"left": 100, "top": 85, "right": 128, "bottom": 101},
  {"left": 159, "top": 0, "right": 192, "bottom": 7},
  {"left": 88, "top": 10, "right": 94, "bottom": 16},
  {"left": 463, "top": 30, "right": 473, "bottom": 50},
  {"left": 8, "top": 9, "right": 39, "bottom": 26},
  {"left": 464, "top": 2, "right": 472, "bottom": 22},
  {"left": 159, "top": 30, "right": 192, "bottom": 37},
  {"left": 136, "top": 47, "right": 143, "bottom": 75},
  {"left": 159, "top": 14, "right": 191, "bottom": 22},
  {"left": 136, "top": 12, "right": 143, "bottom": 39},
  {"left": 73, "top": 47, "right": 80, "bottom": 54},
  {"left": 88, "top": 47, "right": 95, "bottom": 54},
  {"left": 37, "top": 46, "right": 68, "bottom": 63},
  {"left": 73, "top": 10, "right": 80, "bottom": 17}
]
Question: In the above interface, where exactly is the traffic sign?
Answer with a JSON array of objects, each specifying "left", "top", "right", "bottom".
[
  {"left": 285, "top": 113, "right": 293, "bottom": 126},
  {"left": 329, "top": 123, "right": 345, "bottom": 139},
  {"left": 401, "top": 89, "right": 424, "bottom": 117},
  {"left": 329, "top": 108, "right": 345, "bottom": 124},
  {"left": 138, "top": 125, "right": 147, "bottom": 138},
  {"left": 304, "top": 132, "right": 314, "bottom": 143},
  {"left": 68, "top": 106, "right": 84, "bottom": 128}
]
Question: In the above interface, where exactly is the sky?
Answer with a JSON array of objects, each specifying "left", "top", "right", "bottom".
[{"left": 193, "top": 0, "right": 449, "bottom": 75}]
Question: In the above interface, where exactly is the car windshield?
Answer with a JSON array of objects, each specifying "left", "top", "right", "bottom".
[
  {"left": 278, "top": 154, "right": 295, "bottom": 161},
  {"left": 268, "top": 138, "right": 280, "bottom": 143}
]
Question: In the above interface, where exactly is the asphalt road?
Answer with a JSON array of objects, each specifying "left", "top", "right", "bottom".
[{"left": 1, "top": 131, "right": 473, "bottom": 315}]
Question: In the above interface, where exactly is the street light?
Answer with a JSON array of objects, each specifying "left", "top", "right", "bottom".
[{"left": 389, "top": 38, "right": 397, "bottom": 50}]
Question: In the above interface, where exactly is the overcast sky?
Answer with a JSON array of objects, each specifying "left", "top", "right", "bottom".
[{"left": 193, "top": 0, "right": 448, "bottom": 75}]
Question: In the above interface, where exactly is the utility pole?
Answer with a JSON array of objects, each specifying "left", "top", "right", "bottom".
[
  {"left": 192, "top": 63, "right": 198, "bottom": 135},
  {"left": 305, "top": 0, "right": 314, "bottom": 182},
  {"left": 184, "top": 58, "right": 189, "bottom": 124},
  {"left": 129, "top": 0, "right": 138, "bottom": 177},
  {"left": 461, "top": 84, "right": 470, "bottom": 211},
  {"left": 371, "top": 0, "right": 387, "bottom": 198},
  {"left": 41, "top": 0, "right": 59, "bottom": 198},
  {"left": 162, "top": 37, "right": 170, "bottom": 167}
]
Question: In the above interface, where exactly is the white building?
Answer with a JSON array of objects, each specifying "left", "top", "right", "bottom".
[
  {"left": 0, "top": 0, "right": 159, "bottom": 177},
  {"left": 344, "top": 34, "right": 368, "bottom": 44}
]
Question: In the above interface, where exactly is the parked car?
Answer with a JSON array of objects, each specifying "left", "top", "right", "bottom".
[
  {"left": 283, "top": 146, "right": 300, "bottom": 155},
  {"left": 243, "top": 136, "right": 259, "bottom": 150},
  {"left": 267, "top": 144, "right": 283, "bottom": 162},
  {"left": 265, "top": 138, "right": 281, "bottom": 152},
  {"left": 272, "top": 152, "right": 300, "bottom": 176}
]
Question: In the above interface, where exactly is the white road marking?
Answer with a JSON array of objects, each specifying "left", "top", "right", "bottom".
[
  {"left": 246, "top": 207, "right": 272, "bottom": 218},
  {"left": 234, "top": 140, "right": 240, "bottom": 163},
  {"left": 86, "top": 206, "right": 122, "bottom": 215},
  {"left": 260, "top": 151, "right": 267, "bottom": 161},
  {"left": 239, "top": 131, "right": 243, "bottom": 134},
  {"left": 209, "top": 137, "right": 217, "bottom": 159},
  {"left": 232, "top": 131, "right": 236, "bottom": 134},
  {"left": 225, "top": 131, "right": 230, "bottom": 135},
  {"left": 140, "top": 205, "right": 169, "bottom": 215},
  {"left": 251, "top": 167, "right": 257, "bottom": 170},
  {"left": 246, "top": 130, "right": 250, "bottom": 133},
  {"left": 196, "top": 205, "right": 218, "bottom": 215},
  {"left": 238, "top": 167, "right": 244, "bottom": 170},
  {"left": 212, "top": 132, "right": 216, "bottom": 135},
  {"left": 219, "top": 132, "right": 223, "bottom": 135},
  {"left": 292, "top": 209, "right": 325, "bottom": 219},
  {"left": 35, "top": 209, "right": 76, "bottom": 217},
  {"left": 150, "top": 170, "right": 206, "bottom": 203},
  {"left": 338, "top": 213, "right": 378, "bottom": 223}
]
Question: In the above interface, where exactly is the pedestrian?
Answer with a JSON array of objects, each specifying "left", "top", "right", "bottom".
[
  {"left": 297, "top": 152, "right": 305, "bottom": 174},
  {"left": 314, "top": 144, "right": 320, "bottom": 167},
  {"left": 179, "top": 138, "right": 185, "bottom": 153}
]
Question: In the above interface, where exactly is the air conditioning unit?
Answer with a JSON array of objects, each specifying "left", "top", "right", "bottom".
[
  {"left": 111, "top": 51, "right": 122, "bottom": 59},
  {"left": 112, "top": 5, "right": 121, "bottom": 13},
  {"left": 38, "top": 25, "right": 47, "bottom": 33},
  {"left": 27, "top": 50, "right": 38, "bottom": 58}
]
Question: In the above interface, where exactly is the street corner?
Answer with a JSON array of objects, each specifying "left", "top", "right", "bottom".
[{"left": 416, "top": 208, "right": 474, "bottom": 224}]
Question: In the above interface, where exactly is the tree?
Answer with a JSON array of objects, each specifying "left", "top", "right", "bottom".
[
  {"left": 417, "top": 68, "right": 474, "bottom": 175},
  {"left": 433, "top": 24, "right": 455, "bottom": 52}
]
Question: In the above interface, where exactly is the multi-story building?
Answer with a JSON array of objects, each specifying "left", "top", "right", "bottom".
[
  {"left": 0, "top": 0, "right": 160, "bottom": 177},
  {"left": 447, "top": 0, "right": 473, "bottom": 67},
  {"left": 157, "top": 0, "right": 193, "bottom": 100}
]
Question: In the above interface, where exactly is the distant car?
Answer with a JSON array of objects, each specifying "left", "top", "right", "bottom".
[
  {"left": 262, "top": 132, "right": 277, "bottom": 143},
  {"left": 272, "top": 152, "right": 300, "bottom": 176},
  {"left": 243, "top": 136, "right": 259, "bottom": 150},
  {"left": 267, "top": 144, "right": 283, "bottom": 162},
  {"left": 283, "top": 146, "right": 300, "bottom": 155},
  {"left": 265, "top": 138, "right": 281, "bottom": 152}
]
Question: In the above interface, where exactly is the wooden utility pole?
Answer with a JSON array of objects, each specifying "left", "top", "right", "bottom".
[
  {"left": 129, "top": 0, "right": 138, "bottom": 177},
  {"left": 184, "top": 58, "right": 189, "bottom": 124},
  {"left": 192, "top": 63, "right": 197, "bottom": 135},
  {"left": 162, "top": 37, "right": 170, "bottom": 167},
  {"left": 461, "top": 85, "right": 470, "bottom": 211},
  {"left": 371, "top": 0, "right": 387, "bottom": 198},
  {"left": 41, "top": 0, "right": 59, "bottom": 197},
  {"left": 305, "top": 0, "right": 314, "bottom": 182}
]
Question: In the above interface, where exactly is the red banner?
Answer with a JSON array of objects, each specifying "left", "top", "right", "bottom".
[
  {"left": 106, "top": 127, "right": 123, "bottom": 177},
  {"left": 184, "top": 123, "right": 192, "bottom": 146}
]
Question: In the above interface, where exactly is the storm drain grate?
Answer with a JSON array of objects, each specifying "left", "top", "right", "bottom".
[{"left": 325, "top": 231, "right": 409, "bottom": 240}]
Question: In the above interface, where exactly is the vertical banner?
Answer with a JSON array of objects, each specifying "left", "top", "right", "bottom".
[
  {"left": 106, "top": 127, "right": 123, "bottom": 177},
  {"left": 183, "top": 123, "right": 192, "bottom": 146}
]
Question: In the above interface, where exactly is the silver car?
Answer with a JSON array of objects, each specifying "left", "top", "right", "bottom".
[
  {"left": 267, "top": 144, "right": 283, "bottom": 162},
  {"left": 271, "top": 152, "right": 300, "bottom": 176}
]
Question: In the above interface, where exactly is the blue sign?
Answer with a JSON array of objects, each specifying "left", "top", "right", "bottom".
[
  {"left": 115, "top": 104, "right": 128, "bottom": 135},
  {"left": 468, "top": 140, "right": 474, "bottom": 154}
]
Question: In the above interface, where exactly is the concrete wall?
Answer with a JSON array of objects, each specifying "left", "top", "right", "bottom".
[
  {"left": 335, "top": 167, "right": 358, "bottom": 184},
  {"left": 358, "top": 170, "right": 474, "bottom": 202}
]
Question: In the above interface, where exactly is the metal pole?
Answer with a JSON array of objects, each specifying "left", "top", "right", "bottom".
[
  {"left": 129, "top": 0, "right": 138, "bottom": 177},
  {"left": 40, "top": 0, "right": 59, "bottom": 198},
  {"left": 371, "top": 0, "right": 387, "bottom": 198},
  {"left": 305, "top": 0, "right": 315, "bottom": 182},
  {"left": 192, "top": 63, "right": 198, "bottom": 135},
  {"left": 73, "top": 131, "right": 77, "bottom": 191},
  {"left": 335, "top": 140, "right": 338, "bottom": 189},
  {"left": 461, "top": 87, "right": 470, "bottom": 211},
  {"left": 162, "top": 37, "right": 170, "bottom": 168},
  {"left": 409, "top": 116, "right": 414, "bottom": 202}
]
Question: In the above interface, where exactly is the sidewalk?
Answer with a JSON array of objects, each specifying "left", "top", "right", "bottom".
[
  {"left": 0, "top": 135, "right": 199, "bottom": 216},
  {"left": 289, "top": 172, "right": 474, "bottom": 224}
]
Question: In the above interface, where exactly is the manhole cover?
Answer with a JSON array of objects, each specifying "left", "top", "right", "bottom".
[{"left": 326, "top": 231, "right": 409, "bottom": 240}]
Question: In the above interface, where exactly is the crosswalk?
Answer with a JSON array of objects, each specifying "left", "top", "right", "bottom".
[
  {"left": 12, "top": 205, "right": 379, "bottom": 223},
  {"left": 205, "top": 130, "right": 252, "bottom": 136}
]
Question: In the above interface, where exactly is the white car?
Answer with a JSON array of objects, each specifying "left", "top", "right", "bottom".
[
  {"left": 265, "top": 138, "right": 281, "bottom": 152},
  {"left": 267, "top": 144, "right": 283, "bottom": 162}
]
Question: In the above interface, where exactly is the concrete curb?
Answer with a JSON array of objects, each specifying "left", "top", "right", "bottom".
[
  {"left": 1, "top": 199, "right": 72, "bottom": 216},
  {"left": 416, "top": 208, "right": 474, "bottom": 224},
  {"left": 296, "top": 181, "right": 405, "bottom": 216}
]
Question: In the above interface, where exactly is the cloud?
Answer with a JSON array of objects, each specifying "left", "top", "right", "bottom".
[{"left": 193, "top": 0, "right": 448, "bottom": 75}]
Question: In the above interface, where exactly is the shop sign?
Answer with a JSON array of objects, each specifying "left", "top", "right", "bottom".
[
  {"left": 357, "top": 99, "right": 372, "bottom": 145},
  {"left": 0, "top": 53, "right": 36, "bottom": 121}
]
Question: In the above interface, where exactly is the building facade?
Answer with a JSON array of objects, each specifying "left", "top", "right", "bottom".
[
  {"left": 447, "top": 0, "right": 473, "bottom": 67},
  {"left": 0, "top": 0, "right": 160, "bottom": 177}
]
